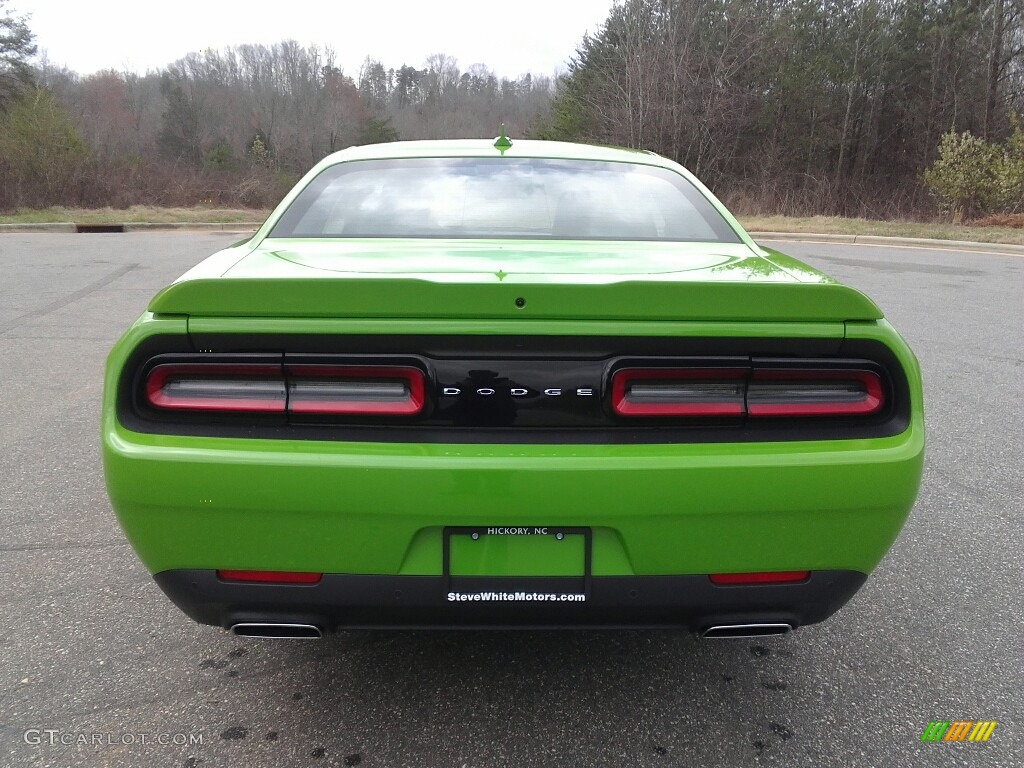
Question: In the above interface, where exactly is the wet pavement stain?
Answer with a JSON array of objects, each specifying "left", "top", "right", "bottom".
[
  {"left": 220, "top": 726, "right": 249, "bottom": 740},
  {"left": 266, "top": 731, "right": 279, "bottom": 741},
  {"left": 813, "top": 256, "right": 984, "bottom": 276},
  {"left": 763, "top": 681, "right": 788, "bottom": 691},
  {"left": 769, "top": 722, "right": 793, "bottom": 741}
]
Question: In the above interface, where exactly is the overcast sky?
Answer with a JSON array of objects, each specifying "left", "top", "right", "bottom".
[{"left": 15, "top": 0, "right": 615, "bottom": 79}]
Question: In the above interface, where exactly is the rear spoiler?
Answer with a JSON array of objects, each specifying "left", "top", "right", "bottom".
[{"left": 149, "top": 277, "right": 883, "bottom": 323}]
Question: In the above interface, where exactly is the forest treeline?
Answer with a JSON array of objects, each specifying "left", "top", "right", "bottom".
[
  {"left": 0, "top": 34, "right": 554, "bottom": 209},
  {"left": 2, "top": 0, "right": 1024, "bottom": 217},
  {"left": 539, "top": 0, "right": 1024, "bottom": 217}
]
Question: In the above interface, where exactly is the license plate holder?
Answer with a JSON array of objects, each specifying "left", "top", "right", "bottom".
[{"left": 443, "top": 526, "right": 592, "bottom": 596}]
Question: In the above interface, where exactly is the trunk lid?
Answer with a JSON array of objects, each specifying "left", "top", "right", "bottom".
[{"left": 148, "top": 239, "right": 882, "bottom": 322}]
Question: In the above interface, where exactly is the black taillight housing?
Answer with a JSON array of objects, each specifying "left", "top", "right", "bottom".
[{"left": 121, "top": 341, "right": 907, "bottom": 443}]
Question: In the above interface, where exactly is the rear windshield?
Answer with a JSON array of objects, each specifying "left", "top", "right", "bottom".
[{"left": 269, "top": 158, "right": 740, "bottom": 242}]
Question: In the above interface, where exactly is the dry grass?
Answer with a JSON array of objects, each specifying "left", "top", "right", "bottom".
[
  {"left": 0, "top": 206, "right": 269, "bottom": 225},
  {"left": 971, "top": 213, "right": 1024, "bottom": 229},
  {"left": 739, "top": 215, "right": 1024, "bottom": 246}
]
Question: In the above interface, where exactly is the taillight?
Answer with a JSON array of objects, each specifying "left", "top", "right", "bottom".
[
  {"left": 217, "top": 570, "right": 322, "bottom": 584},
  {"left": 610, "top": 366, "right": 885, "bottom": 419},
  {"left": 747, "top": 369, "right": 883, "bottom": 417},
  {"left": 144, "top": 363, "right": 425, "bottom": 417},
  {"left": 145, "top": 364, "right": 286, "bottom": 412},
  {"left": 287, "top": 365, "right": 424, "bottom": 416},
  {"left": 611, "top": 368, "right": 747, "bottom": 417},
  {"left": 709, "top": 571, "right": 810, "bottom": 585}
]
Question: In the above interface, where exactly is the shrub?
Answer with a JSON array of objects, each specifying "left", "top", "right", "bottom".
[
  {"left": 922, "top": 131, "right": 1000, "bottom": 220},
  {"left": 923, "top": 118, "right": 1024, "bottom": 219}
]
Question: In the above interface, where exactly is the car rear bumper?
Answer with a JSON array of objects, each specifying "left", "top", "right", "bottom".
[
  {"left": 105, "top": 423, "right": 923, "bottom": 578},
  {"left": 154, "top": 569, "right": 868, "bottom": 631}
]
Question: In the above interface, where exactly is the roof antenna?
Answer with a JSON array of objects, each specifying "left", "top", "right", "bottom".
[{"left": 493, "top": 124, "right": 513, "bottom": 154}]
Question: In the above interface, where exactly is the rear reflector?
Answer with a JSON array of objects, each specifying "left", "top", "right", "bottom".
[
  {"left": 747, "top": 369, "right": 883, "bottom": 417},
  {"left": 217, "top": 570, "right": 322, "bottom": 584},
  {"left": 146, "top": 364, "right": 286, "bottom": 412},
  {"left": 611, "top": 368, "right": 747, "bottom": 417},
  {"left": 709, "top": 571, "right": 810, "bottom": 585},
  {"left": 287, "top": 365, "right": 424, "bottom": 416}
]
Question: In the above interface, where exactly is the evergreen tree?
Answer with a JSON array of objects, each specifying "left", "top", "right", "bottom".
[{"left": 0, "top": 0, "right": 36, "bottom": 111}]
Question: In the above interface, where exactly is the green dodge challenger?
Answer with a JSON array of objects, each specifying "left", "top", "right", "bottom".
[{"left": 102, "top": 137, "right": 924, "bottom": 638}]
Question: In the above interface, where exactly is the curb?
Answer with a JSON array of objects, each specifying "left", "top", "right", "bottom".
[
  {"left": 0, "top": 222, "right": 78, "bottom": 233},
  {"left": 0, "top": 222, "right": 261, "bottom": 233},
  {"left": 1, "top": 223, "right": 1022, "bottom": 253},
  {"left": 123, "top": 222, "right": 261, "bottom": 232},
  {"left": 750, "top": 231, "right": 1024, "bottom": 254}
]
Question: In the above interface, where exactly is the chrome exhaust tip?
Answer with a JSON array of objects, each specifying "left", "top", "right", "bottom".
[
  {"left": 230, "top": 622, "right": 322, "bottom": 639},
  {"left": 701, "top": 623, "right": 793, "bottom": 639}
]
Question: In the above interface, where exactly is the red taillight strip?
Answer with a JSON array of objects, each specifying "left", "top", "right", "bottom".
[
  {"left": 709, "top": 571, "right": 810, "bottom": 585},
  {"left": 217, "top": 570, "right": 322, "bottom": 584},
  {"left": 611, "top": 366, "right": 886, "bottom": 419},
  {"left": 146, "top": 364, "right": 286, "bottom": 412},
  {"left": 145, "top": 363, "right": 426, "bottom": 417},
  {"left": 747, "top": 369, "right": 884, "bottom": 417},
  {"left": 286, "top": 365, "right": 425, "bottom": 416},
  {"left": 611, "top": 368, "right": 748, "bottom": 417}
]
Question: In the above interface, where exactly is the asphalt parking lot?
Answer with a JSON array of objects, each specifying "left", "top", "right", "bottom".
[{"left": 0, "top": 233, "right": 1021, "bottom": 767}]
